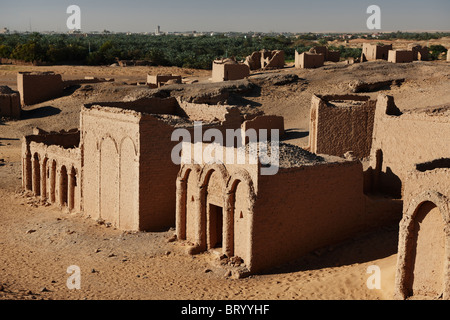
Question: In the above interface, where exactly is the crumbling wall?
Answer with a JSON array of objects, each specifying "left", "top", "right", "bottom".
[
  {"left": 147, "top": 74, "right": 182, "bottom": 88},
  {"left": 0, "top": 86, "right": 21, "bottom": 118},
  {"left": 176, "top": 98, "right": 242, "bottom": 129},
  {"left": 368, "top": 95, "right": 450, "bottom": 198},
  {"left": 309, "top": 94, "right": 377, "bottom": 159},
  {"left": 244, "top": 50, "right": 285, "bottom": 70},
  {"left": 408, "top": 44, "right": 429, "bottom": 61},
  {"left": 361, "top": 43, "right": 392, "bottom": 61},
  {"left": 88, "top": 97, "right": 179, "bottom": 116},
  {"left": 295, "top": 51, "right": 324, "bottom": 69},
  {"left": 262, "top": 50, "right": 285, "bottom": 69},
  {"left": 212, "top": 59, "right": 250, "bottom": 82},
  {"left": 309, "top": 46, "right": 340, "bottom": 62},
  {"left": 244, "top": 51, "right": 262, "bottom": 70},
  {"left": 17, "top": 72, "right": 64, "bottom": 106},
  {"left": 388, "top": 50, "right": 414, "bottom": 63},
  {"left": 394, "top": 166, "right": 450, "bottom": 300},
  {"left": 241, "top": 115, "right": 284, "bottom": 144},
  {"left": 63, "top": 77, "right": 114, "bottom": 87}
]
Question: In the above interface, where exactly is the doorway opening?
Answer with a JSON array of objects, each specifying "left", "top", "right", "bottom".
[{"left": 208, "top": 204, "right": 223, "bottom": 249}]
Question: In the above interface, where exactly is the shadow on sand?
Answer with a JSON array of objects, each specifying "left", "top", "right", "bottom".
[
  {"left": 20, "top": 106, "right": 61, "bottom": 120},
  {"left": 261, "top": 224, "right": 399, "bottom": 276}
]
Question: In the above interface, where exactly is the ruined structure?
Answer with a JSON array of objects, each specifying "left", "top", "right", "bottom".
[
  {"left": 147, "top": 74, "right": 182, "bottom": 88},
  {"left": 18, "top": 72, "right": 64, "bottom": 106},
  {"left": 309, "top": 46, "right": 340, "bottom": 62},
  {"left": 244, "top": 50, "right": 285, "bottom": 70},
  {"left": 22, "top": 128, "right": 82, "bottom": 212},
  {"left": 367, "top": 96, "right": 450, "bottom": 199},
  {"left": 308, "top": 94, "right": 377, "bottom": 159},
  {"left": 388, "top": 50, "right": 414, "bottom": 63},
  {"left": 394, "top": 159, "right": 450, "bottom": 300},
  {"left": 17, "top": 72, "right": 114, "bottom": 106},
  {"left": 212, "top": 58, "right": 250, "bottom": 82},
  {"left": 175, "top": 137, "right": 401, "bottom": 273},
  {"left": 0, "top": 86, "right": 21, "bottom": 118},
  {"left": 22, "top": 95, "right": 261, "bottom": 231},
  {"left": 361, "top": 43, "right": 392, "bottom": 61},
  {"left": 408, "top": 44, "right": 429, "bottom": 61},
  {"left": 295, "top": 51, "right": 324, "bottom": 69}
]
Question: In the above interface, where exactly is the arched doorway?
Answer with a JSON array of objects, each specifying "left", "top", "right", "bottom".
[{"left": 409, "top": 201, "right": 446, "bottom": 298}]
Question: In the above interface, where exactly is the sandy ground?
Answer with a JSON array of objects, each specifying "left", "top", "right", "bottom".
[{"left": 0, "top": 54, "right": 449, "bottom": 301}]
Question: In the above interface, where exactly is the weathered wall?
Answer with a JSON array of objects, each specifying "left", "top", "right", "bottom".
[
  {"left": 295, "top": 51, "right": 324, "bottom": 69},
  {"left": 176, "top": 98, "right": 242, "bottom": 127},
  {"left": 309, "top": 94, "right": 376, "bottom": 159},
  {"left": 176, "top": 154, "right": 259, "bottom": 267},
  {"left": 138, "top": 115, "right": 183, "bottom": 230},
  {"left": 388, "top": 50, "right": 414, "bottom": 63},
  {"left": 310, "top": 46, "right": 340, "bottom": 62},
  {"left": 408, "top": 44, "right": 429, "bottom": 61},
  {"left": 395, "top": 166, "right": 450, "bottom": 300},
  {"left": 212, "top": 60, "right": 250, "bottom": 82},
  {"left": 80, "top": 106, "right": 141, "bottom": 230},
  {"left": 0, "top": 86, "right": 20, "bottom": 118},
  {"left": 241, "top": 115, "right": 284, "bottom": 143},
  {"left": 17, "top": 72, "right": 64, "bottom": 106},
  {"left": 251, "top": 161, "right": 366, "bottom": 273},
  {"left": 369, "top": 94, "right": 450, "bottom": 198},
  {"left": 22, "top": 131, "right": 82, "bottom": 212},
  {"left": 263, "top": 50, "right": 285, "bottom": 69},
  {"left": 244, "top": 50, "right": 285, "bottom": 70},
  {"left": 147, "top": 74, "right": 182, "bottom": 88},
  {"left": 361, "top": 43, "right": 392, "bottom": 61}
]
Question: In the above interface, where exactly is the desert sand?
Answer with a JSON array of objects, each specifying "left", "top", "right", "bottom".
[{"left": 1, "top": 56, "right": 449, "bottom": 300}]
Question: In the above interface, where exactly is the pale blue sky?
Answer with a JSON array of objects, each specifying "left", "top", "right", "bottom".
[{"left": 0, "top": 0, "right": 449, "bottom": 33}]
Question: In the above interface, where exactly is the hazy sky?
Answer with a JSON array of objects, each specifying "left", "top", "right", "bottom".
[{"left": 0, "top": 0, "right": 449, "bottom": 33}]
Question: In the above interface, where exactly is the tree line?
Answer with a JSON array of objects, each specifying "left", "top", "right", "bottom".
[{"left": 0, "top": 32, "right": 447, "bottom": 69}]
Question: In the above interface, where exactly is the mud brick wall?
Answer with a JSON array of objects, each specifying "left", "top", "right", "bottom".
[
  {"left": 212, "top": 62, "right": 250, "bottom": 82},
  {"left": 295, "top": 52, "right": 324, "bottom": 69},
  {"left": 17, "top": 72, "right": 64, "bottom": 106},
  {"left": 0, "top": 91, "right": 20, "bottom": 118},
  {"left": 361, "top": 43, "right": 392, "bottom": 61},
  {"left": 369, "top": 95, "right": 450, "bottom": 198},
  {"left": 395, "top": 166, "right": 450, "bottom": 299},
  {"left": 251, "top": 161, "right": 365, "bottom": 273},
  {"left": 309, "top": 94, "right": 376, "bottom": 159},
  {"left": 388, "top": 50, "right": 414, "bottom": 63}
]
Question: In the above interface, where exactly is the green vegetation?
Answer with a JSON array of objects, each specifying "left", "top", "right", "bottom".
[
  {"left": 0, "top": 32, "right": 448, "bottom": 69},
  {"left": 429, "top": 44, "right": 448, "bottom": 60}
]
